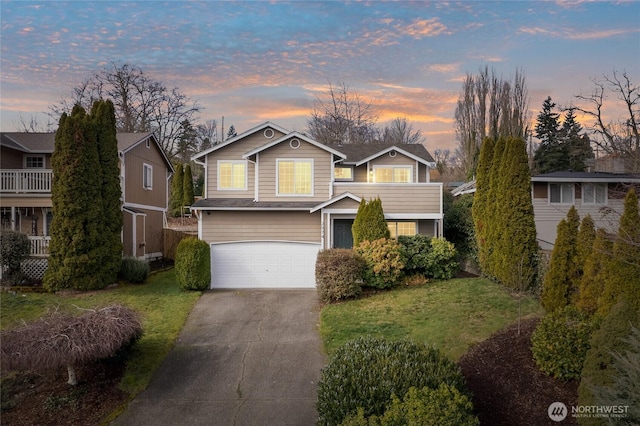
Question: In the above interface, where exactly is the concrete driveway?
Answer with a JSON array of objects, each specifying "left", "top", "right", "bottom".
[{"left": 112, "top": 289, "right": 326, "bottom": 426}]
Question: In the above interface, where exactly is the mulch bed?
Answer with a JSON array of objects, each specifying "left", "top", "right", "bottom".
[{"left": 458, "top": 317, "right": 579, "bottom": 426}]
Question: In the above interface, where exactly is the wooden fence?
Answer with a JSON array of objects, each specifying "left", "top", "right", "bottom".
[{"left": 163, "top": 228, "right": 198, "bottom": 260}]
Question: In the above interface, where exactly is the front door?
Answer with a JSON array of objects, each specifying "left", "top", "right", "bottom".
[{"left": 334, "top": 219, "right": 354, "bottom": 248}]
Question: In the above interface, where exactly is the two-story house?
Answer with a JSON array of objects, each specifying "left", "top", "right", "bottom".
[
  {"left": 0, "top": 132, "right": 173, "bottom": 266},
  {"left": 191, "top": 121, "right": 443, "bottom": 289}
]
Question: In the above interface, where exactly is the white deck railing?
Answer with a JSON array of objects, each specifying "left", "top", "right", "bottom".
[
  {"left": 28, "top": 236, "right": 51, "bottom": 257},
  {"left": 0, "top": 170, "right": 53, "bottom": 193}
]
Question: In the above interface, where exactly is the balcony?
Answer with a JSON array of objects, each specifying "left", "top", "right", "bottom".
[{"left": 0, "top": 170, "right": 53, "bottom": 193}]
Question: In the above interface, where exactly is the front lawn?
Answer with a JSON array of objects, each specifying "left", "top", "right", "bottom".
[
  {"left": 320, "top": 277, "right": 543, "bottom": 359},
  {"left": 1, "top": 269, "right": 201, "bottom": 395}
]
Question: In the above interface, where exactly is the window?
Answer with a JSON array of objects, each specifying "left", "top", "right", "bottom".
[
  {"left": 549, "top": 183, "right": 574, "bottom": 204},
  {"left": 583, "top": 183, "right": 607, "bottom": 204},
  {"left": 24, "top": 155, "right": 45, "bottom": 168},
  {"left": 334, "top": 166, "right": 353, "bottom": 181},
  {"left": 218, "top": 161, "right": 247, "bottom": 190},
  {"left": 373, "top": 166, "right": 412, "bottom": 183},
  {"left": 277, "top": 159, "right": 313, "bottom": 195},
  {"left": 143, "top": 163, "right": 153, "bottom": 190},
  {"left": 387, "top": 222, "right": 417, "bottom": 239}
]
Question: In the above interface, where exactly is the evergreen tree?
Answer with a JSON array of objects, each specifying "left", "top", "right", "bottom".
[
  {"left": 352, "top": 197, "right": 390, "bottom": 246},
  {"left": 533, "top": 96, "right": 566, "bottom": 174},
  {"left": 44, "top": 105, "right": 107, "bottom": 291},
  {"left": 183, "top": 163, "right": 195, "bottom": 207},
  {"left": 91, "top": 100, "right": 123, "bottom": 284},
  {"left": 484, "top": 136, "right": 507, "bottom": 278},
  {"left": 598, "top": 188, "right": 640, "bottom": 317},
  {"left": 171, "top": 163, "right": 184, "bottom": 217},
  {"left": 472, "top": 137, "right": 494, "bottom": 274},
  {"left": 226, "top": 125, "right": 237, "bottom": 139},
  {"left": 495, "top": 137, "right": 538, "bottom": 290},
  {"left": 561, "top": 108, "right": 593, "bottom": 172},
  {"left": 576, "top": 229, "right": 612, "bottom": 315},
  {"left": 542, "top": 207, "right": 580, "bottom": 312},
  {"left": 572, "top": 215, "right": 596, "bottom": 305}
]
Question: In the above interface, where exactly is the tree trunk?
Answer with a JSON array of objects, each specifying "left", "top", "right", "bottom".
[{"left": 67, "top": 364, "right": 77, "bottom": 386}]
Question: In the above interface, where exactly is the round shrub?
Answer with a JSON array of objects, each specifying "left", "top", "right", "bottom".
[
  {"left": 316, "top": 249, "right": 365, "bottom": 304},
  {"left": 341, "top": 384, "right": 479, "bottom": 426},
  {"left": 531, "top": 305, "right": 599, "bottom": 381},
  {"left": 425, "top": 238, "right": 458, "bottom": 280},
  {"left": 0, "top": 230, "right": 31, "bottom": 284},
  {"left": 118, "top": 257, "right": 150, "bottom": 284},
  {"left": 316, "top": 336, "right": 466, "bottom": 426},
  {"left": 175, "top": 238, "right": 211, "bottom": 291},
  {"left": 355, "top": 238, "right": 405, "bottom": 289},
  {"left": 398, "top": 234, "right": 432, "bottom": 275}
]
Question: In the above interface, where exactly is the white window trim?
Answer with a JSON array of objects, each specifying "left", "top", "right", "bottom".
[
  {"left": 143, "top": 163, "right": 153, "bottom": 190},
  {"left": 582, "top": 182, "right": 607, "bottom": 205},
  {"left": 372, "top": 165, "right": 413, "bottom": 183},
  {"left": 217, "top": 160, "right": 248, "bottom": 191},
  {"left": 23, "top": 154, "right": 46, "bottom": 169},
  {"left": 548, "top": 182, "right": 574, "bottom": 205},
  {"left": 334, "top": 166, "right": 354, "bottom": 182},
  {"left": 276, "top": 158, "right": 314, "bottom": 197}
]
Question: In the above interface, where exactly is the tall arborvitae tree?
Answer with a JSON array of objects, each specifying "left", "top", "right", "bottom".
[
  {"left": 561, "top": 108, "right": 593, "bottom": 172},
  {"left": 598, "top": 188, "right": 640, "bottom": 317},
  {"left": 541, "top": 207, "right": 580, "bottom": 312},
  {"left": 472, "top": 137, "right": 494, "bottom": 273},
  {"left": 91, "top": 100, "right": 123, "bottom": 283},
  {"left": 44, "top": 105, "right": 108, "bottom": 291},
  {"left": 576, "top": 228, "right": 612, "bottom": 315},
  {"left": 533, "top": 96, "right": 566, "bottom": 174},
  {"left": 171, "top": 163, "right": 184, "bottom": 217},
  {"left": 352, "top": 197, "right": 390, "bottom": 246},
  {"left": 495, "top": 137, "right": 538, "bottom": 289},
  {"left": 483, "top": 136, "right": 507, "bottom": 278},
  {"left": 183, "top": 163, "right": 195, "bottom": 208},
  {"left": 572, "top": 215, "right": 596, "bottom": 304}
]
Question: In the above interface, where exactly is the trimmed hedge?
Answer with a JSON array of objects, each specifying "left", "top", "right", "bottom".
[
  {"left": 531, "top": 305, "right": 599, "bottom": 381},
  {"left": 175, "top": 238, "right": 211, "bottom": 290},
  {"left": 316, "top": 249, "right": 366, "bottom": 304},
  {"left": 316, "top": 336, "right": 467, "bottom": 426}
]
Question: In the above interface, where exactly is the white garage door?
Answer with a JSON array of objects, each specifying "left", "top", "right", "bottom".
[{"left": 210, "top": 241, "right": 320, "bottom": 289}]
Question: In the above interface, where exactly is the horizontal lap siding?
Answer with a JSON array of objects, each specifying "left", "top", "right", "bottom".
[
  {"left": 258, "top": 141, "right": 332, "bottom": 202},
  {"left": 369, "top": 153, "right": 419, "bottom": 181},
  {"left": 201, "top": 211, "right": 321, "bottom": 243},
  {"left": 125, "top": 142, "right": 168, "bottom": 208},
  {"left": 334, "top": 183, "right": 441, "bottom": 214}
]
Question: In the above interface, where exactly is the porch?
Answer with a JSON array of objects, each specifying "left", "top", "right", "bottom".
[
  {"left": 1, "top": 170, "right": 53, "bottom": 193},
  {"left": 28, "top": 236, "right": 51, "bottom": 257}
]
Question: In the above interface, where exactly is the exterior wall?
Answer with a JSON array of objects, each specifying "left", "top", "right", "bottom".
[
  {"left": 368, "top": 153, "right": 420, "bottom": 182},
  {"left": 123, "top": 208, "right": 164, "bottom": 258},
  {"left": 124, "top": 141, "right": 168, "bottom": 208},
  {"left": 333, "top": 183, "right": 442, "bottom": 215},
  {"left": 0, "top": 148, "right": 52, "bottom": 169},
  {"left": 205, "top": 128, "right": 286, "bottom": 199},
  {"left": 200, "top": 210, "right": 321, "bottom": 243},
  {"left": 418, "top": 219, "right": 436, "bottom": 236},
  {"left": 256, "top": 140, "right": 332, "bottom": 202},
  {"left": 353, "top": 164, "right": 368, "bottom": 182}
]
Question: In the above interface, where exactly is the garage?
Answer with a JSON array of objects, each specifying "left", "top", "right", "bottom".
[{"left": 210, "top": 241, "right": 320, "bottom": 289}]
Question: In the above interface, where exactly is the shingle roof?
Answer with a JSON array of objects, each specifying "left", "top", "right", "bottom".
[
  {"left": 324, "top": 143, "right": 435, "bottom": 163},
  {"left": 0, "top": 132, "right": 55, "bottom": 153}
]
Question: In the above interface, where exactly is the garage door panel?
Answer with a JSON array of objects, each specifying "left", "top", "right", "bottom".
[{"left": 210, "top": 242, "right": 319, "bottom": 289}]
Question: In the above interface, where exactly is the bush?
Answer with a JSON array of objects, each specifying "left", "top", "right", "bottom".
[
  {"left": 444, "top": 193, "right": 477, "bottom": 259},
  {"left": 316, "top": 249, "right": 366, "bottom": 304},
  {"left": 341, "top": 384, "right": 479, "bottom": 426},
  {"left": 425, "top": 238, "right": 458, "bottom": 280},
  {"left": 175, "top": 238, "right": 210, "bottom": 290},
  {"left": 531, "top": 305, "right": 599, "bottom": 381},
  {"left": 118, "top": 257, "right": 150, "bottom": 284},
  {"left": 352, "top": 198, "right": 390, "bottom": 247},
  {"left": 0, "top": 230, "right": 31, "bottom": 278},
  {"left": 398, "top": 234, "right": 431, "bottom": 275},
  {"left": 355, "top": 238, "right": 405, "bottom": 289},
  {"left": 316, "top": 336, "right": 466, "bottom": 426}
]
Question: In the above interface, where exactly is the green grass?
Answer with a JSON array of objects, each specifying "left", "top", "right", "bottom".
[
  {"left": 320, "top": 277, "right": 543, "bottom": 360},
  {"left": 0, "top": 269, "right": 201, "bottom": 394}
]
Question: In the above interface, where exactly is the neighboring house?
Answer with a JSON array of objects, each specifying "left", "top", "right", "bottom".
[
  {"left": 0, "top": 132, "right": 173, "bottom": 263},
  {"left": 191, "top": 121, "right": 443, "bottom": 289},
  {"left": 531, "top": 171, "right": 640, "bottom": 250}
]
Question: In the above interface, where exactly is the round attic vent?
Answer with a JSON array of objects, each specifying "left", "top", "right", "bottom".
[
  {"left": 290, "top": 138, "right": 301, "bottom": 149},
  {"left": 264, "top": 128, "right": 275, "bottom": 139},
  {"left": 389, "top": 150, "right": 397, "bottom": 158}
]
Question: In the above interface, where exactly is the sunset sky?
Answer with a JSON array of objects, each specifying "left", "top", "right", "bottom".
[{"left": 1, "top": 1, "right": 638, "bottom": 153}]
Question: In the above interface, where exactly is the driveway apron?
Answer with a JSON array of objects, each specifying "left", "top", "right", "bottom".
[{"left": 112, "top": 289, "right": 326, "bottom": 426}]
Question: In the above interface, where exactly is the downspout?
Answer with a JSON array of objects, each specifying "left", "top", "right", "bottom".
[
  {"left": 331, "top": 156, "right": 342, "bottom": 199},
  {"left": 193, "top": 156, "right": 207, "bottom": 199}
]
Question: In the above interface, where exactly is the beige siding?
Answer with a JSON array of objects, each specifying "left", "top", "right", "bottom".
[
  {"left": 2, "top": 196, "right": 52, "bottom": 208},
  {"left": 201, "top": 211, "right": 321, "bottom": 243},
  {"left": 353, "top": 165, "right": 368, "bottom": 182},
  {"left": 0, "top": 148, "right": 52, "bottom": 169},
  {"left": 124, "top": 142, "right": 168, "bottom": 208},
  {"left": 334, "top": 183, "right": 442, "bottom": 214},
  {"left": 368, "top": 153, "right": 419, "bottom": 182},
  {"left": 204, "top": 128, "right": 286, "bottom": 199},
  {"left": 327, "top": 197, "right": 361, "bottom": 210},
  {"left": 257, "top": 140, "right": 332, "bottom": 202}
]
